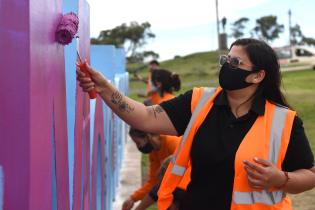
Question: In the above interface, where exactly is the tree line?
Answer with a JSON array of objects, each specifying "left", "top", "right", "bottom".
[
  {"left": 91, "top": 21, "right": 158, "bottom": 64},
  {"left": 229, "top": 15, "right": 315, "bottom": 45},
  {"left": 91, "top": 15, "right": 315, "bottom": 64}
]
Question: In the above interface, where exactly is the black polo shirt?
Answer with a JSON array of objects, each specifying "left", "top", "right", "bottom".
[{"left": 160, "top": 89, "right": 314, "bottom": 210}]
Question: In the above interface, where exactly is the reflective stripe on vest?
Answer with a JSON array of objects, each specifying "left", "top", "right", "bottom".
[
  {"left": 234, "top": 190, "right": 284, "bottom": 205},
  {"left": 269, "top": 106, "right": 288, "bottom": 164},
  {"left": 233, "top": 105, "right": 289, "bottom": 205},
  {"left": 171, "top": 88, "right": 216, "bottom": 176}
]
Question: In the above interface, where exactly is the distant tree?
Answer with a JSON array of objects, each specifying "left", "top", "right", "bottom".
[
  {"left": 289, "top": 24, "right": 315, "bottom": 46},
  {"left": 230, "top": 17, "right": 249, "bottom": 39},
  {"left": 290, "top": 24, "right": 303, "bottom": 45},
  {"left": 126, "top": 50, "right": 159, "bottom": 63},
  {"left": 302, "top": 37, "right": 315, "bottom": 46},
  {"left": 142, "top": 50, "right": 159, "bottom": 60},
  {"left": 91, "top": 21, "right": 158, "bottom": 63},
  {"left": 253, "top": 15, "right": 284, "bottom": 42}
]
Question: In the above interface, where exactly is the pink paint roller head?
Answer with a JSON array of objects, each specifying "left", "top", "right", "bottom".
[
  {"left": 55, "top": 12, "right": 79, "bottom": 45},
  {"left": 55, "top": 12, "right": 97, "bottom": 99}
]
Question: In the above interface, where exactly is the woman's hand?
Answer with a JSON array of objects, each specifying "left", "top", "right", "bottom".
[
  {"left": 76, "top": 61, "right": 109, "bottom": 94},
  {"left": 243, "top": 157, "right": 287, "bottom": 189},
  {"left": 122, "top": 197, "right": 135, "bottom": 210}
]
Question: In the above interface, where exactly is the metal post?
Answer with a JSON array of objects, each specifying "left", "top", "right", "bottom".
[
  {"left": 215, "top": 0, "right": 220, "bottom": 50},
  {"left": 288, "top": 9, "right": 292, "bottom": 46}
]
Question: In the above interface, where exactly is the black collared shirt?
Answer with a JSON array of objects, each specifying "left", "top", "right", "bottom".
[{"left": 160, "top": 89, "right": 314, "bottom": 210}]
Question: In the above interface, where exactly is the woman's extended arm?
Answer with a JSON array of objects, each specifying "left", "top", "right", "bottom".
[{"left": 76, "top": 62, "right": 177, "bottom": 136}]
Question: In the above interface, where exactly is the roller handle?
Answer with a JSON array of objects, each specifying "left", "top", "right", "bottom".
[{"left": 78, "top": 62, "right": 97, "bottom": 99}]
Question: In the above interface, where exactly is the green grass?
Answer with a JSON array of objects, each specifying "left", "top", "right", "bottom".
[
  {"left": 129, "top": 51, "right": 222, "bottom": 101},
  {"left": 280, "top": 70, "right": 315, "bottom": 210},
  {"left": 282, "top": 70, "right": 315, "bottom": 151},
  {"left": 129, "top": 51, "right": 315, "bottom": 210}
]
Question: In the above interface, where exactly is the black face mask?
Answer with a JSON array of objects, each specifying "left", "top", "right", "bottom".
[
  {"left": 138, "top": 142, "right": 154, "bottom": 154},
  {"left": 219, "top": 63, "right": 257, "bottom": 91}
]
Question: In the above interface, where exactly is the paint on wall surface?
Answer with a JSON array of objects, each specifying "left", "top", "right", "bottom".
[
  {"left": 0, "top": 166, "right": 3, "bottom": 210},
  {"left": 0, "top": 1, "right": 128, "bottom": 209},
  {"left": 52, "top": 115, "right": 58, "bottom": 210},
  {"left": 0, "top": 0, "right": 31, "bottom": 209}
]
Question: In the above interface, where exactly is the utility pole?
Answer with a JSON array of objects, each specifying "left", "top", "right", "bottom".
[
  {"left": 215, "top": 0, "right": 220, "bottom": 50},
  {"left": 288, "top": 9, "right": 292, "bottom": 46}
]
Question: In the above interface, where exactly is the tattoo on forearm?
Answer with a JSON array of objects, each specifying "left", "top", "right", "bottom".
[
  {"left": 111, "top": 91, "right": 123, "bottom": 104},
  {"left": 152, "top": 105, "right": 164, "bottom": 119},
  {"left": 110, "top": 91, "right": 134, "bottom": 113}
]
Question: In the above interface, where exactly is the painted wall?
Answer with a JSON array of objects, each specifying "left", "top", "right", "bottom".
[
  {"left": 0, "top": 0, "right": 128, "bottom": 210},
  {"left": 0, "top": 1, "right": 31, "bottom": 209},
  {"left": 90, "top": 45, "right": 129, "bottom": 210}
]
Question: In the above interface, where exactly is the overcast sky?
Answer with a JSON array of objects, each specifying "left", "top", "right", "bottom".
[{"left": 87, "top": 0, "right": 315, "bottom": 61}]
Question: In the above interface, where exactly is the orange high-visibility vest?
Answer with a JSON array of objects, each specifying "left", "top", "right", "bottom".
[
  {"left": 153, "top": 92, "right": 174, "bottom": 105},
  {"left": 146, "top": 74, "right": 152, "bottom": 93},
  {"left": 146, "top": 73, "right": 162, "bottom": 105},
  {"left": 158, "top": 87, "right": 296, "bottom": 210}
]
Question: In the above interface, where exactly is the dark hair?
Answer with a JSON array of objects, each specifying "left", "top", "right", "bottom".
[
  {"left": 152, "top": 69, "right": 181, "bottom": 95},
  {"left": 129, "top": 127, "right": 147, "bottom": 138},
  {"left": 230, "top": 38, "right": 291, "bottom": 108},
  {"left": 149, "top": 60, "right": 159, "bottom": 66}
]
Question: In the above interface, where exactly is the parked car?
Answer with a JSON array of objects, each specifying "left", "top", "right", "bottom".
[{"left": 274, "top": 45, "right": 315, "bottom": 71}]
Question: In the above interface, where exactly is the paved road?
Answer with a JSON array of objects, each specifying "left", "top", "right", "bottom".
[{"left": 113, "top": 137, "right": 141, "bottom": 210}]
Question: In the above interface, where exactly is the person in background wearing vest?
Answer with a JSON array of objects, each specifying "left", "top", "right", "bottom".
[
  {"left": 122, "top": 128, "right": 179, "bottom": 210},
  {"left": 133, "top": 69, "right": 183, "bottom": 209},
  {"left": 135, "top": 155, "right": 185, "bottom": 210},
  {"left": 77, "top": 38, "right": 315, "bottom": 210},
  {"left": 135, "top": 60, "right": 161, "bottom": 106},
  {"left": 150, "top": 69, "right": 181, "bottom": 105},
  {"left": 123, "top": 69, "right": 182, "bottom": 210}
]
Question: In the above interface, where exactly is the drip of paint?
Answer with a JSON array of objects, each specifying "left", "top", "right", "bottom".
[{"left": 55, "top": 12, "right": 79, "bottom": 45}]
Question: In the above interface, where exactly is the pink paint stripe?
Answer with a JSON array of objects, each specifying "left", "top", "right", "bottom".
[{"left": 0, "top": 166, "right": 3, "bottom": 210}]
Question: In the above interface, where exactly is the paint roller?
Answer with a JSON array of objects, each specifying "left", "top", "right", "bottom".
[{"left": 55, "top": 12, "right": 97, "bottom": 99}]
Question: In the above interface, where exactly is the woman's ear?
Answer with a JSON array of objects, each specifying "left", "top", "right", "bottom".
[{"left": 246, "top": 70, "right": 266, "bottom": 84}]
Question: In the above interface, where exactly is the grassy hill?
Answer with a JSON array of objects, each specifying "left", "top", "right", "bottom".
[
  {"left": 128, "top": 51, "right": 224, "bottom": 98},
  {"left": 128, "top": 51, "right": 315, "bottom": 210}
]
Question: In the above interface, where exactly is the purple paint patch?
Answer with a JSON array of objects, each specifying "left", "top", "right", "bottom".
[
  {"left": 55, "top": 12, "right": 79, "bottom": 45},
  {"left": 0, "top": 166, "right": 3, "bottom": 210}
]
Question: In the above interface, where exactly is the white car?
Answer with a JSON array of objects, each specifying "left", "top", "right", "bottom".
[{"left": 274, "top": 45, "right": 315, "bottom": 71}]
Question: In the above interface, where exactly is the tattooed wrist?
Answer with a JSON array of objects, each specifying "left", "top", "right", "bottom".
[
  {"left": 111, "top": 91, "right": 123, "bottom": 104},
  {"left": 111, "top": 91, "right": 134, "bottom": 113}
]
